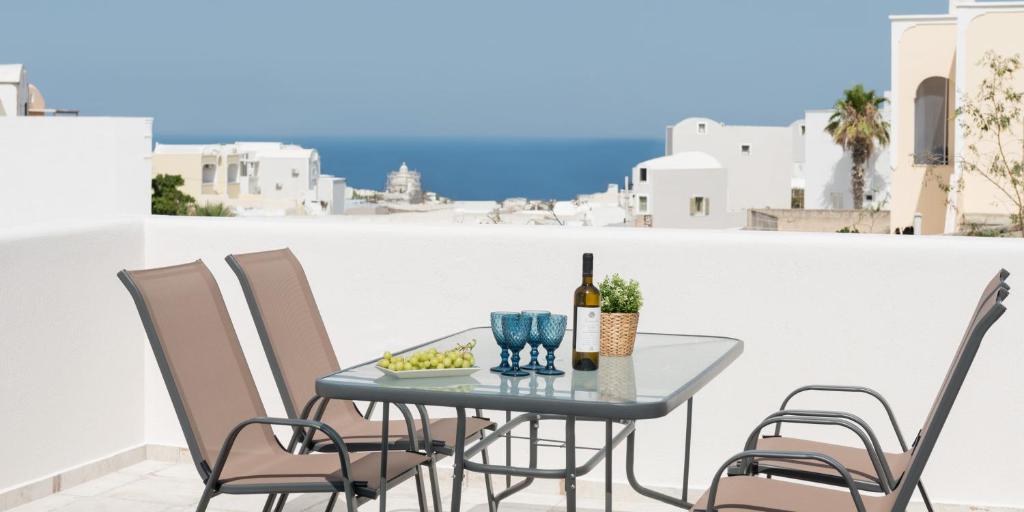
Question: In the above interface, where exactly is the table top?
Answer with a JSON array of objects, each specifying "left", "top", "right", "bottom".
[{"left": 317, "top": 327, "right": 743, "bottom": 420}]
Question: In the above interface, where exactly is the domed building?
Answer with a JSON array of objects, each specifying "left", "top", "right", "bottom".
[{"left": 384, "top": 162, "right": 424, "bottom": 203}]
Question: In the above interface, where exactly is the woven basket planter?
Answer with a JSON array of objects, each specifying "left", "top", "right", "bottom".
[{"left": 600, "top": 312, "right": 639, "bottom": 356}]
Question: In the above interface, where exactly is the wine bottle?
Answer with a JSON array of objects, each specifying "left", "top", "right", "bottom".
[{"left": 572, "top": 253, "right": 601, "bottom": 371}]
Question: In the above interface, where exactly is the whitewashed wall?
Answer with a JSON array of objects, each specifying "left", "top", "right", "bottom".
[
  {"left": 0, "top": 117, "right": 152, "bottom": 228},
  {"left": 0, "top": 220, "right": 145, "bottom": 492},
  {"left": 803, "top": 109, "right": 892, "bottom": 210},
  {"left": 142, "top": 216, "right": 1024, "bottom": 508}
]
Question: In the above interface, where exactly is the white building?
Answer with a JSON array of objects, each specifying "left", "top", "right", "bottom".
[
  {"left": 0, "top": 64, "right": 29, "bottom": 116},
  {"left": 0, "top": 65, "right": 151, "bottom": 227},
  {"left": 666, "top": 117, "right": 797, "bottom": 214},
  {"left": 631, "top": 113, "right": 892, "bottom": 228},
  {"left": 152, "top": 142, "right": 345, "bottom": 216},
  {"left": 384, "top": 162, "right": 423, "bottom": 203},
  {"left": 630, "top": 152, "right": 742, "bottom": 228}
]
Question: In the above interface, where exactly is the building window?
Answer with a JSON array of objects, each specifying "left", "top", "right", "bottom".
[
  {"left": 639, "top": 168, "right": 647, "bottom": 182},
  {"left": 914, "top": 76, "right": 950, "bottom": 165},
  {"left": 201, "top": 164, "right": 216, "bottom": 184},
  {"left": 697, "top": 123, "right": 707, "bottom": 135},
  {"left": 227, "top": 163, "right": 239, "bottom": 184},
  {"left": 690, "top": 196, "right": 709, "bottom": 216},
  {"left": 741, "top": 144, "right": 751, "bottom": 155},
  {"left": 637, "top": 195, "right": 649, "bottom": 213},
  {"left": 800, "top": 125, "right": 806, "bottom": 135}
]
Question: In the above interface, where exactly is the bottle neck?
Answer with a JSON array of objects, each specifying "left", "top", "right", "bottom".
[{"left": 582, "top": 274, "right": 593, "bottom": 285}]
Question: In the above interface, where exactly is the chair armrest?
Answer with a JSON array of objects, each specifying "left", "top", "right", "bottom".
[
  {"left": 207, "top": 416, "right": 353, "bottom": 488},
  {"left": 743, "top": 415, "right": 893, "bottom": 492},
  {"left": 706, "top": 450, "right": 867, "bottom": 512},
  {"left": 776, "top": 385, "right": 910, "bottom": 450}
]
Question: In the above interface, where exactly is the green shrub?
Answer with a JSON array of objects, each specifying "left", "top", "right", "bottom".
[
  {"left": 599, "top": 274, "right": 643, "bottom": 314},
  {"left": 192, "top": 202, "right": 234, "bottom": 217},
  {"left": 152, "top": 174, "right": 195, "bottom": 215}
]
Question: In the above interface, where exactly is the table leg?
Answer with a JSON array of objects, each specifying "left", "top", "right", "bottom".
[
  {"left": 565, "top": 416, "right": 576, "bottom": 512},
  {"left": 683, "top": 398, "right": 692, "bottom": 503},
  {"left": 379, "top": 402, "right": 389, "bottom": 512},
  {"left": 625, "top": 398, "right": 694, "bottom": 509},
  {"left": 605, "top": 420, "right": 613, "bottom": 512},
  {"left": 451, "top": 407, "right": 468, "bottom": 512},
  {"left": 505, "top": 410, "right": 512, "bottom": 489}
]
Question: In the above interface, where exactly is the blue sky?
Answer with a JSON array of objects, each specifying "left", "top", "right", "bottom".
[{"left": 2, "top": 0, "right": 950, "bottom": 138}]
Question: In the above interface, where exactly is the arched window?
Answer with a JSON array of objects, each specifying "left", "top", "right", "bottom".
[{"left": 914, "top": 77, "right": 949, "bottom": 165}]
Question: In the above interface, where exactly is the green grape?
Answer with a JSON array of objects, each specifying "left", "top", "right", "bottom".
[{"left": 378, "top": 359, "right": 389, "bottom": 368}]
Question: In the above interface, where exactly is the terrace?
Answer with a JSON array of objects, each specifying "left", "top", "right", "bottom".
[{"left": 2, "top": 205, "right": 1024, "bottom": 511}]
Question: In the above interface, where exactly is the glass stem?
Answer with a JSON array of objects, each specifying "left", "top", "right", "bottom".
[{"left": 546, "top": 349, "right": 556, "bottom": 370}]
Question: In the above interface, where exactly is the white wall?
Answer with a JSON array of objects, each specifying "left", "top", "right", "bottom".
[
  {"left": 0, "top": 117, "right": 153, "bottom": 228},
  {"left": 141, "top": 216, "right": 1024, "bottom": 508},
  {"left": 0, "top": 220, "right": 145, "bottom": 492},
  {"left": 669, "top": 118, "right": 795, "bottom": 212},
  {"left": 259, "top": 153, "right": 318, "bottom": 202},
  {"left": 804, "top": 110, "right": 892, "bottom": 210}
]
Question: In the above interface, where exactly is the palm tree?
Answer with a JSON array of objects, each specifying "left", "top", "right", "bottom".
[{"left": 825, "top": 84, "right": 890, "bottom": 209}]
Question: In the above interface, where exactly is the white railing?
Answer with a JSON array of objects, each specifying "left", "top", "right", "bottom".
[{"left": 3, "top": 215, "right": 1024, "bottom": 509}]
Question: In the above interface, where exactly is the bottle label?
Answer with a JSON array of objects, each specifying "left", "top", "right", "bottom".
[{"left": 575, "top": 306, "right": 601, "bottom": 352}]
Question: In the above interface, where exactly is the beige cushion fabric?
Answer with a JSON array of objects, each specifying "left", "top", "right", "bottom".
[
  {"left": 312, "top": 414, "right": 495, "bottom": 447},
  {"left": 127, "top": 261, "right": 277, "bottom": 467},
  {"left": 755, "top": 437, "right": 911, "bottom": 486},
  {"left": 692, "top": 476, "right": 892, "bottom": 512},
  {"left": 219, "top": 450, "right": 427, "bottom": 491}
]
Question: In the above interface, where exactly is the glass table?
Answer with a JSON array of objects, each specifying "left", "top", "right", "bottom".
[{"left": 317, "top": 327, "right": 743, "bottom": 512}]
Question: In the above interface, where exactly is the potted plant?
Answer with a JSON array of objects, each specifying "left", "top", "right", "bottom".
[{"left": 598, "top": 274, "right": 643, "bottom": 356}]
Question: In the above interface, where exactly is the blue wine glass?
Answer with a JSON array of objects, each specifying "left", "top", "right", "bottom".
[
  {"left": 501, "top": 313, "right": 531, "bottom": 377},
  {"left": 521, "top": 310, "right": 550, "bottom": 371},
  {"left": 536, "top": 314, "right": 567, "bottom": 376},
  {"left": 490, "top": 311, "right": 516, "bottom": 373}
]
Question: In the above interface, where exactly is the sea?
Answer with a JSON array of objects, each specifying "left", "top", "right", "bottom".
[{"left": 156, "top": 136, "right": 664, "bottom": 201}]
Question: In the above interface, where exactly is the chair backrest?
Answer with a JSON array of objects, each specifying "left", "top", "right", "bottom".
[
  {"left": 227, "top": 248, "right": 362, "bottom": 424},
  {"left": 887, "top": 272, "right": 1010, "bottom": 510},
  {"left": 118, "top": 260, "right": 276, "bottom": 479}
]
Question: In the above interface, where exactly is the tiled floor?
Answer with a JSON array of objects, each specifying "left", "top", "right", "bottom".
[{"left": 7, "top": 460, "right": 1017, "bottom": 512}]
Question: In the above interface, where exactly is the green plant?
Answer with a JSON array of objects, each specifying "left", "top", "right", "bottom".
[
  {"left": 192, "top": 202, "right": 234, "bottom": 217},
  {"left": 151, "top": 174, "right": 195, "bottom": 215},
  {"left": 825, "top": 84, "right": 890, "bottom": 209},
  {"left": 952, "top": 52, "right": 1024, "bottom": 235},
  {"left": 598, "top": 274, "right": 643, "bottom": 314},
  {"left": 836, "top": 226, "right": 860, "bottom": 233}
]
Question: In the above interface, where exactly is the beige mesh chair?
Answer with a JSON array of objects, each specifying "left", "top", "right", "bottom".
[
  {"left": 226, "top": 248, "right": 496, "bottom": 511},
  {"left": 118, "top": 260, "right": 427, "bottom": 512},
  {"left": 739, "top": 269, "right": 1008, "bottom": 512},
  {"left": 692, "top": 272, "right": 1010, "bottom": 511}
]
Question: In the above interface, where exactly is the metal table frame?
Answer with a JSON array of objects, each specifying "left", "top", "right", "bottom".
[{"left": 316, "top": 328, "right": 742, "bottom": 512}]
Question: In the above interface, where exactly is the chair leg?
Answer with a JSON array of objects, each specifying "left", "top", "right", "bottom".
[
  {"left": 262, "top": 494, "right": 278, "bottom": 512},
  {"left": 195, "top": 488, "right": 214, "bottom": 512},
  {"left": 323, "top": 492, "right": 339, "bottom": 512},
  {"left": 918, "top": 481, "right": 935, "bottom": 512},
  {"left": 273, "top": 493, "right": 290, "bottom": 512},
  {"left": 480, "top": 440, "right": 497, "bottom": 512},
  {"left": 427, "top": 454, "right": 443, "bottom": 512},
  {"left": 344, "top": 482, "right": 358, "bottom": 512},
  {"left": 414, "top": 466, "right": 429, "bottom": 512}
]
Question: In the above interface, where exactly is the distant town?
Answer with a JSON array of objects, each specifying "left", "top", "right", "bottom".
[{"left": 2, "top": 1, "right": 1022, "bottom": 236}]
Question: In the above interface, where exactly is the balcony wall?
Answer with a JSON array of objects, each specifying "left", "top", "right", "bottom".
[
  {"left": 0, "top": 220, "right": 145, "bottom": 495},
  {"left": 3, "top": 215, "right": 1024, "bottom": 508},
  {"left": 143, "top": 216, "right": 1024, "bottom": 508}
]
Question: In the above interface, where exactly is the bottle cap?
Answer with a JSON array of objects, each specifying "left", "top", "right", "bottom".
[{"left": 582, "top": 253, "right": 593, "bottom": 276}]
